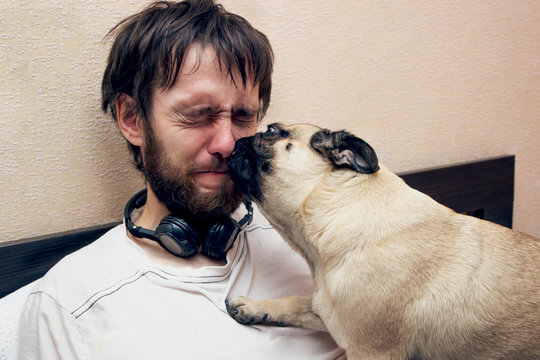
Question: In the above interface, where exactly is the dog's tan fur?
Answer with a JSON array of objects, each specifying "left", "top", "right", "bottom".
[{"left": 226, "top": 123, "right": 540, "bottom": 360}]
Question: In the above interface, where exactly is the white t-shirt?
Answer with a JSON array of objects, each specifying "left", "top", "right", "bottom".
[{"left": 9, "top": 217, "right": 344, "bottom": 359}]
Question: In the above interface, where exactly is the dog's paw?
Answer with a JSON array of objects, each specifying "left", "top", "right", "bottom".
[{"left": 225, "top": 296, "right": 274, "bottom": 326}]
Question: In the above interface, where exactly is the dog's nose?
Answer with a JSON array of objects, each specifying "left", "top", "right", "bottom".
[
  {"left": 233, "top": 136, "right": 252, "bottom": 152},
  {"left": 254, "top": 133, "right": 263, "bottom": 148}
]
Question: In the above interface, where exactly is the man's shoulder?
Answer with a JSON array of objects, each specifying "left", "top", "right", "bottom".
[
  {"left": 46, "top": 224, "right": 126, "bottom": 269},
  {"left": 30, "top": 224, "right": 140, "bottom": 311}
]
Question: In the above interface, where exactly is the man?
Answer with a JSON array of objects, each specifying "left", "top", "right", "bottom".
[{"left": 10, "top": 1, "right": 344, "bottom": 358}]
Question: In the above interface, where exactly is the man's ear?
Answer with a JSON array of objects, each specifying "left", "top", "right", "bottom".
[
  {"left": 310, "top": 129, "right": 379, "bottom": 174},
  {"left": 116, "top": 94, "right": 143, "bottom": 147}
]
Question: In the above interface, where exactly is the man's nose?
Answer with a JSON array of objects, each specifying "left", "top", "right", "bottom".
[{"left": 208, "top": 119, "right": 236, "bottom": 158}]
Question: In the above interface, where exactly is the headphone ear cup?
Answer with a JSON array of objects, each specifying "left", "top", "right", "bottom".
[
  {"left": 202, "top": 218, "right": 240, "bottom": 260},
  {"left": 155, "top": 215, "right": 201, "bottom": 257}
]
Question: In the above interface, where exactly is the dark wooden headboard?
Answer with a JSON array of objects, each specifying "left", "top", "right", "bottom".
[{"left": 0, "top": 155, "right": 514, "bottom": 298}]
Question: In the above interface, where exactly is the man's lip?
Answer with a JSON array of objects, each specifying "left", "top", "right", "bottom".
[{"left": 196, "top": 169, "right": 228, "bottom": 174}]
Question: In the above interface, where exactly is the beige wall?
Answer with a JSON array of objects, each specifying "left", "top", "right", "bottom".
[{"left": 1, "top": 0, "right": 539, "bottom": 242}]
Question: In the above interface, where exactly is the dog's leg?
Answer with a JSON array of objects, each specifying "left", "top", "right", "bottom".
[{"left": 226, "top": 295, "right": 327, "bottom": 331}]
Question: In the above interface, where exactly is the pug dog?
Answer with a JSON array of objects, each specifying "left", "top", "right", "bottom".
[{"left": 225, "top": 123, "right": 540, "bottom": 360}]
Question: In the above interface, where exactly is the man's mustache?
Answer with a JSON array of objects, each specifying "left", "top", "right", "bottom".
[{"left": 187, "top": 157, "right": 228, "bottom": 175}]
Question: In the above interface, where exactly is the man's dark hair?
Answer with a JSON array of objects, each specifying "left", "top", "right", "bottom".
[{"left": 101, "top": 0, "right": 274, "bottom": 171}]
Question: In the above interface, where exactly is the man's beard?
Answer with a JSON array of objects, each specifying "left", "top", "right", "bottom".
[{"left": 141, "top": 125, "right": 244, "bottom": 223}]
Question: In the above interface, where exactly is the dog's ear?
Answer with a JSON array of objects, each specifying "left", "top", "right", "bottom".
[{"left": 310, "top": 129, "right": 379, "bottom": 174}]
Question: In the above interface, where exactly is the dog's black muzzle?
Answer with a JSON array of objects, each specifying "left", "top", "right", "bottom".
[{"left": 227, "top": 136, "right": 268, "bottom": 202}]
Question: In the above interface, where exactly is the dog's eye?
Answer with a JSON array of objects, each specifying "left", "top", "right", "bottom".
[
  {"left": 266, "top": 124, "right": 278, "bottom": 134},
  {"left": 263, "top": 124, "right": 289, "bottom": 140}
]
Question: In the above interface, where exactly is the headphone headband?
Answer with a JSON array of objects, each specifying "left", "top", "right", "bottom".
[
  {"left": 124, "top": 189, "right": 253, "bottom": 259},
  {"left": 124, "top": 189, "right": 158, "bottom": 241}
]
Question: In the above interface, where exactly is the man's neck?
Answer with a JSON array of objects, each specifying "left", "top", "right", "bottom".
[
  {"left": 127, "top": 186, "right": 227, "bottom": 268},
  {"left": 135, "top": 187, "right": 170, "bottom": 230}
]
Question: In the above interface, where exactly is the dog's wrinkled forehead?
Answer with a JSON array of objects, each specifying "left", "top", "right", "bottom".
[
  {"left": 261, "top": 122, "right": 320, "bottom": 143},
  {"left": 261, "top": 123, "right": 379, "bottom": 174},
  {"left": 270, "top": 123, "right": 379, "bottom": 174}
]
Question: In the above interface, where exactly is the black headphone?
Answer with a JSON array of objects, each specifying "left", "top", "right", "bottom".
[{"left": 124, "top": 189, "right": 253, "bottom": 260}]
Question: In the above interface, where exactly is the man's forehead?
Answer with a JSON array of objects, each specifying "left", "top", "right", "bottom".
[{"left": 178, "top": 43, "right": 257, "bottom": 87}]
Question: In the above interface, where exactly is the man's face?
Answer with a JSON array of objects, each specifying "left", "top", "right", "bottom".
[{"left": 142, "top": 44, "right": 260, "bottom": 219}]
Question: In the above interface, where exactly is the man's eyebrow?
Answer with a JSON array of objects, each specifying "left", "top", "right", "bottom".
[
  {"left": 191, "top": 105, "right": 217, "bottom": 114},
  {"left": 171, "top": 103, "right": 215, "bottom": 115},
  {"left": 232, "top": 106, "right": 259, "bottom": 115},
  {"left": 170, "top": 101, "right": 258, "bottom": 116}
]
